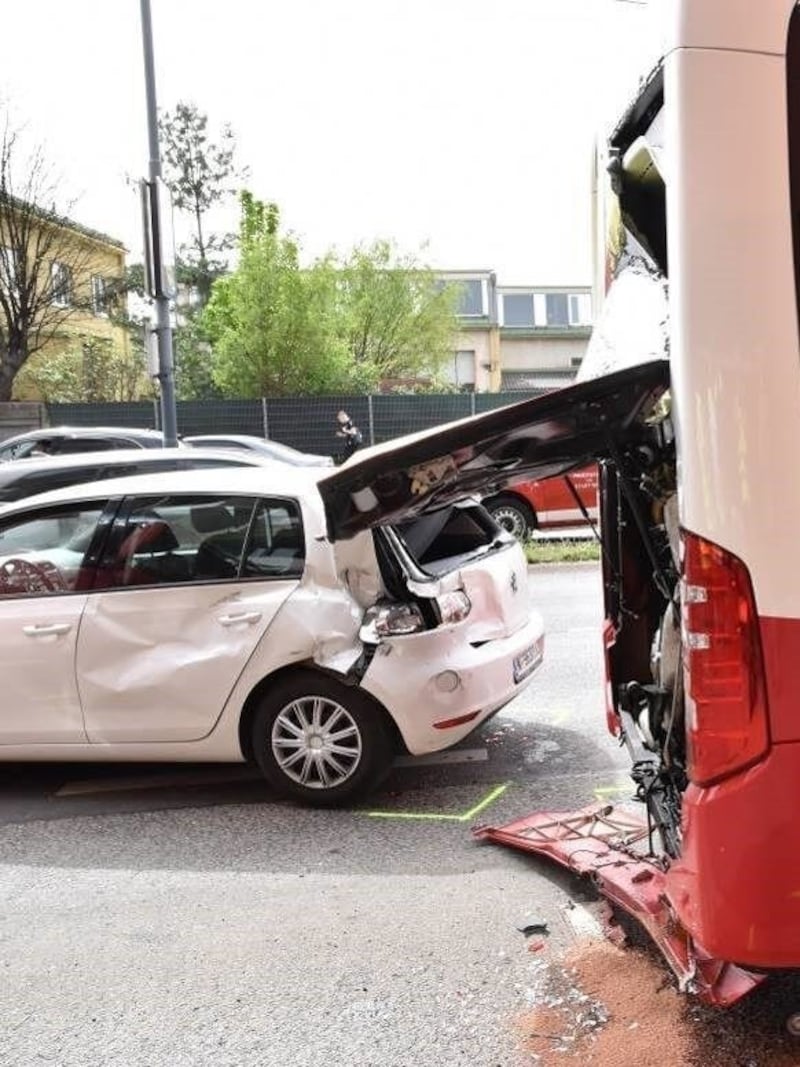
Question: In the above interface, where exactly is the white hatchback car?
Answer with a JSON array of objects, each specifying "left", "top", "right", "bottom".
[{"left": 0, "top": 462, "right": 544, "bottom": 805}]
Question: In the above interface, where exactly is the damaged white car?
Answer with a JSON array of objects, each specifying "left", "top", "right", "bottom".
[{"left": 0, "top": 461, "right": 543, "bottom": 805}]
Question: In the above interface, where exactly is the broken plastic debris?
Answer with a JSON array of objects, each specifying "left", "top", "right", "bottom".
[{"left": 516, "top": 917, "right": 550, "bottom": 937}]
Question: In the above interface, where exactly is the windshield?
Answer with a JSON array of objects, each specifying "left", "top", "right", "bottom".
[{"left": 580, "top": 72, "right": 668, "bottom": 384}]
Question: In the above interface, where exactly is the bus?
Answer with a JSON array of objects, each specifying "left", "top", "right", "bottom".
[{"left": 319, "top": 0, "right": 800, "bottom": 1011}]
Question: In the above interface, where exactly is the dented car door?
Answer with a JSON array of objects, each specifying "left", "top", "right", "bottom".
[{"left": 76, "top": 493, "right": 304, "bottom": 743}]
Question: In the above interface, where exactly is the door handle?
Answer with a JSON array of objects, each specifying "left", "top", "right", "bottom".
[
  {"left": 23, "top": 623, "right": 72, "bottom": 638},
  {"left": 217, "top": 611, "right": 262, "bottom": 627}
]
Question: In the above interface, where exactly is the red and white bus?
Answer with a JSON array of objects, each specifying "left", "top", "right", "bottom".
[{"left": 319, "top": 0, "right": 800, "bottom": 1005}]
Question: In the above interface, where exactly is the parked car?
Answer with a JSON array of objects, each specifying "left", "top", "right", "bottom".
[
  {"left": 482, "top": 465, "right": 599, "bottom": 540},
  {"left": 0, "top": 464, "right": 543, "bottom": 805},
  {"left": 0, "top": 426, "right": 171, "bottom": 461},
  {"left": 0, "top": 447, "right": 270, "bottom": 504},
  {"left": 185, "top": 434, "right": 333, "bottom": 467}
]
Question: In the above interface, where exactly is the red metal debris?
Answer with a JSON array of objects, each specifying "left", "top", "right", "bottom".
[{"left": 473, "top": 803, "right": 765, "bottom": 1008}]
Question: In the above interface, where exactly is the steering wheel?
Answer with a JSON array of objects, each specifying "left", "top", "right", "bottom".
[{"left": 0, "top": 557, "right": 69, "bottom": 595}]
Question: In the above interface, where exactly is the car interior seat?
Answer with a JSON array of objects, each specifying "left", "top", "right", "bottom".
[
  {"left": 116, "top": 518, "right": 184, "bottom": 586},
  {"left": 192, "top": 504, "right": 247, "bottom": 580}
]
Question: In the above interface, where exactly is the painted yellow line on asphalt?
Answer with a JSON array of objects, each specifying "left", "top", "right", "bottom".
[{"left": 367, "top": 782, "right": 509, "bottom": 822}]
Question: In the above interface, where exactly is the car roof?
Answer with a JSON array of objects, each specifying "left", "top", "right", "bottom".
[
  {"left": 0, "top": 446, "right": 269, "bottom": 480},
  {"left": 186, "top": 434, "right": 331, "bottom": 461},
  {"left": 0, "top": 425, "right": 164, "bottom": 445},
  {"left": 186, "top": 434, "right": 264, "bottom": 444},
  {"left": 0, "top": 464, "right": 326, "bottom": 518}
]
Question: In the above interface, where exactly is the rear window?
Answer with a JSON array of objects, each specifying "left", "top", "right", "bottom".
[{"left": 395, "top": 504, "right": 502, "bottom": 576}]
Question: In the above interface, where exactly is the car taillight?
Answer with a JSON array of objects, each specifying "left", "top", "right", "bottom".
[
  {"left": 681, "top": 530, "right": 770, "bottom": 786},
  {"left": 437, "top": 590, "right": 471, "bottom": 626}
]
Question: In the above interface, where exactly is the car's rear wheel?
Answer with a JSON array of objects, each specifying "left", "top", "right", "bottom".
[
  {"left": 485, "top": 494, "right": 536, "bottom": 541},
  {"left": 252, "top": 671, "right": 393, "bottom": 806}
]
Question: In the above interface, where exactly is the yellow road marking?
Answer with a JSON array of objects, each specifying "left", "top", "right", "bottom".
[{"left": 367, "top": 782, "right": 509, "bottom": 822}]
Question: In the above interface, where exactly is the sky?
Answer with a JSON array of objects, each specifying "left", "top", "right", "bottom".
[{"left": 0, "top": 0, "right": 657, "bottom": 286}]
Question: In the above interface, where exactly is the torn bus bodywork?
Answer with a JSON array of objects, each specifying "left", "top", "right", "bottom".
[{"left": 473, "top": 806, "right": 765, "bottom": 1008}]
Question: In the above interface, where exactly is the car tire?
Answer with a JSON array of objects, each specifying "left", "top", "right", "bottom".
[
  {"left": 485, "top": 494, "right": 536, "bottom": 541},
  {"left": 251, "top": 671, "right": 394, "bottom": 806}
]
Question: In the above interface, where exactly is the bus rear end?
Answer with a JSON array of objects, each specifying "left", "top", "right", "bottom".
[{"left": 591, "top": 0, "right": 800, "bottom": 971}]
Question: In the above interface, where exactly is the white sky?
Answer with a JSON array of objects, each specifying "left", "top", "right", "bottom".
[{"left": 0, "top": 0, "right": 657, "bottom": 286}]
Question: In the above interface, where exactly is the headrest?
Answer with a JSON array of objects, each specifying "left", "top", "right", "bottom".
[
  {"left": 191, "top": 504, "right": 234, "bottom": 534},
  {"left": 124, "top": 520, "right": 179, "bottom": 555},
  {"left": 272, "top": 525, "right": 302, "bottom": 552}
]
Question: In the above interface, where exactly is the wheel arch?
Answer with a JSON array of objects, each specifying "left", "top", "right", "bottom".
[
  {"left": 237, "top": 661, "right": 407, "bottom": 762},
  {"left": 484, "top": 491, "right": 537, "bottom": 531}
]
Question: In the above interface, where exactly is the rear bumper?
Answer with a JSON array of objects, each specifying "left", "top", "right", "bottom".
[
  {"left": 667, "top": 741, "right": 800, "bottom": 967},
  {"left": 361, "top": 612, "right": 544, "bottom": 755}
]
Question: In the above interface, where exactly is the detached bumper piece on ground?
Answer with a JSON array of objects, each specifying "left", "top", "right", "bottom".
[{"left": 473, "top": 803, "right": 764, "bottom": 1008}]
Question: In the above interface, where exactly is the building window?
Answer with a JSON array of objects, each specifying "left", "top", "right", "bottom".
[
  {"left": 457, "top": 279, "right": 485, "bottom": 317},
  {"left": 569, "top": 293, "right": 592, "bottom": 325},
  {"left": 454, "top": 350, "right": 476, "bottom": 389},
  {"left": 91, "top": 275, "right": 108, "bottom": 316},
  {"left": 545, "top": 292, "right": 569, "bottom": 327},
  {"left": 51, "top": 262, "right": 72, "bottom": 308},
  {"left": 501, "top": 293, "right": 534, "bottom": 327}
]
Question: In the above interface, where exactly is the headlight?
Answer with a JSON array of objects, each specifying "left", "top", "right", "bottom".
[
  {"left": 437, "top": 590, "right": 471, "bottom": 625},
  {"left": 362, "top": 602, "right": 426, "bottom": 639}
]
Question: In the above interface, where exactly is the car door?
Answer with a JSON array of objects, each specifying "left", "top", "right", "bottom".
[
  {"left": 77, "top": 492, "right": 305, "bottom": 743},
  {"left": 0, "top": 500, "right": 111, "bottom": 743}
]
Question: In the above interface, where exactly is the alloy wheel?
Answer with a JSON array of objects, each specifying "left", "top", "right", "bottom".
[{"left": 271, "top": 695, "right": 363, "bottom": 789}]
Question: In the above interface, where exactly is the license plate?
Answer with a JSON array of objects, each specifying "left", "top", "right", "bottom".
[{"left": 513, "top": 638, "right": 543, "bottom": 683}]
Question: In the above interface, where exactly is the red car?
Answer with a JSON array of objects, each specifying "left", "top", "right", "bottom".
[{"left": 482, "top": 465, "right": 599, "bottom": 540}]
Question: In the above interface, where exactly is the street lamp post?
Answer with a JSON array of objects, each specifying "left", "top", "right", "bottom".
[{"left": 139, "top": 0, "right": 178, "bottom": 447}]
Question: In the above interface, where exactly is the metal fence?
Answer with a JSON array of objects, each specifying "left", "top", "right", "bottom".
[{"left": 46, "top": 390, "right": 547, "bottom": 458}]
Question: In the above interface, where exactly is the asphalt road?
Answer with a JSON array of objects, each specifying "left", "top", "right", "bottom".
[{"left": 0, "top": 562, "right": 628, "bottom": 1067}]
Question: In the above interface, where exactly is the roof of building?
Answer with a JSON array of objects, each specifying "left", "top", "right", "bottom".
[{"left": 0, "top": 193, "right": 126, "bottom": 251}]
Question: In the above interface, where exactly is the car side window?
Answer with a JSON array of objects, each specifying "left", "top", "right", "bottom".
[
  {"left": 101, "top": 495, "right": 256, "bottom": 588},
  {"left": 241, "top": 500, "right": 306, "bottom": 578},
  {"left": 0, "top": 440, "right": 36, "bottom": 461},
  {"left": 0, "top": 504, "right": 106, "bottom": 598},
  {"left": 99, "top": 494, "right": 306, "bottom": 589},
  {"left": 57, "top": 438, "right": 117, "bottom": 455}
]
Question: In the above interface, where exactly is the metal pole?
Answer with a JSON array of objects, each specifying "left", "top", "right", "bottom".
[{"left": 140, "top": 0, "right": 178, "bottom": 447}]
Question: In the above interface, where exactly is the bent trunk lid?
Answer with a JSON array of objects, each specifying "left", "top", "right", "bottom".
[{"left": 319, "top": 361, "right": 670, "bottom": 540}]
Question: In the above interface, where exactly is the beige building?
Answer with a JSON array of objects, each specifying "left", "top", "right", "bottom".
[
  {"left": 438, "top": 270, "right": 592, "bottom": 392},
  {"left": 0, "top": 199, "right": 130, "bottom": 400}
]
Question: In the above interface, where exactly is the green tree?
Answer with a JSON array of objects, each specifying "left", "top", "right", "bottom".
[
  {"left": 337, "top": 239, "right": 459, "bottom": 389},
  {"left": 173, "top": 311, "right": 220, "bottom": 400},
  {"left": 159, "top": 102, "right": 242, "bottom": 305},
  {"left": 203, "top": 197, "right": 460, "bottom": 397},
  {"left": 16, "top": 335, "right": 154, "bottom": 403},
  {"left": 205, "top": 195, "right": 357, "bottom": 396}
]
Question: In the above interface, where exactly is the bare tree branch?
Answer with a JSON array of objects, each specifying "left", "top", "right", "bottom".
[{"left": 0, "top": 112, "right": 113, "bottom": 400}]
